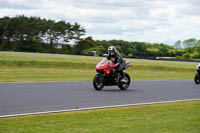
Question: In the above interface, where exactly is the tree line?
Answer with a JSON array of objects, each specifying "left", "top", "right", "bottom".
[
  {"left": 76, "top": 37, "right": 200, "bottom": 59},
  {"left": 0, "top": 15, "right": 200, "bottom": 59},
  {"left": 0, "top": 15, "right": 85, "bottom": 53},
  {"left": 174, "top": 39, "right": 200, "bottom": 59}
]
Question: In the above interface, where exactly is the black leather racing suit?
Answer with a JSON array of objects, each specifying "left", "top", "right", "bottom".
[{"left": 106, "top": 50, "right": 126, "bottom": 72}]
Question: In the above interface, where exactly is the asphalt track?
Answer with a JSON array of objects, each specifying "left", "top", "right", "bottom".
[{"left": 0, "top": 80, "right": 200, "bottom": 117}]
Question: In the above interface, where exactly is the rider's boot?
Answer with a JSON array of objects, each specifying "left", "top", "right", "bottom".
[{"left": 119, "top": 71, "right": 127, "bottom": 83}]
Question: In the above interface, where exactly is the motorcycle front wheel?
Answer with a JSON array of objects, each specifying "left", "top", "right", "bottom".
[
  {"left": 194, "top": 72, "right": 200, "bottom": 84},
  {"left": 118, "top": 72, "right": 131, "bottom": 90},
  {"left": 93, "top": 74, "right": 104, "bottom": 91}
]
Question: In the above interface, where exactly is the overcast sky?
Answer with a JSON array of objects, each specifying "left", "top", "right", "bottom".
[{"left": 0, "top": 0, "right": 200, "bottom": 45}]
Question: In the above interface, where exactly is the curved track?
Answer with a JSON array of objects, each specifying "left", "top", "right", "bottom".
[{"left": 0, "top": 80, "right": 200, "bottom": 117}]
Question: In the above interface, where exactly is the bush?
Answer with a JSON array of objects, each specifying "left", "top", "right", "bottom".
[
  {"left": 190, "top": 52, "right": 200, "bottom": 59},
  {"left": 181, "top": 52, "right": 190, "bottom": 59},
  {"left": 128, "top": 53, "right": 133, "bottom": 57},
  {"left": 121, "top": 53, "right": 125, "bottom": 57},
  {"left": 176, "top": 56, "right": 181, "bottom": 59}
]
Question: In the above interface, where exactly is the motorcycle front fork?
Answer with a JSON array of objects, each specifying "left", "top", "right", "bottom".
[
  {"left": 116, "top": 72, "right": 124, "bottom": 83},
  {"left": 116, "top": 73, "right": 120, "bottom": 83}
]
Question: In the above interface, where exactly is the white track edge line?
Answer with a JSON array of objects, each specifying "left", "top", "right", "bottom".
[{"left": 0, "top": 98, "right": 200, "bottom": 118}]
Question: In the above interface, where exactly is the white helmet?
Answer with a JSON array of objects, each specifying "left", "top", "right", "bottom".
[
  {"left": 196, "top": 63, "right": 200, "bottom": 70},
  {"left": 108, "top": 46, "right": 116, "bottom": 55}
]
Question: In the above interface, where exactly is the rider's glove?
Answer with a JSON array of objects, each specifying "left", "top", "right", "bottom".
[{"left": 108, "top": 65, "right": 115, "bottom": 69}]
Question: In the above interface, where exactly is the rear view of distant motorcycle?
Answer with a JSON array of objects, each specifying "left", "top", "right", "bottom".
[{"left": 194, "top": 63, "right": 200, "bottom": 84}]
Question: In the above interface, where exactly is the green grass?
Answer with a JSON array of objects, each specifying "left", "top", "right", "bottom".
[
  {"left": 0, "top": 100, "right": 199, "bottom": 133},
  {"left": 0, "top": 52, "right": 199, "bottom": 133},
  {"left": 0, "top": 51, "right": 197, "bottom": 81}
]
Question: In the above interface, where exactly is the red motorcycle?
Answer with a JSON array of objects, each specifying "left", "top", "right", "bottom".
[{"left": 93, "top": 58, "right": 131, "bottom": 91}]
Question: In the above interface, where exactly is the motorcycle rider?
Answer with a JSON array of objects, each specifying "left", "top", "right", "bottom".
[{"left": 107, "top": 46, "right": 126, "bottom": 81}]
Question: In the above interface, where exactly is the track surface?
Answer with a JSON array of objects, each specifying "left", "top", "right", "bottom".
[{"left": 0, "top": 80, "right": 200, "bottom": 116}]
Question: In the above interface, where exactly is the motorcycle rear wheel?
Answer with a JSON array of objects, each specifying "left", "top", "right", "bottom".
[
  {"left": 118, "top": 72, "right": 131, "bottom": 90},
  {"left": 93, "top": 74, "right": 104, "bottom": 91},
  {"left": 194, "top": 72, "right": 200, "bottom": 84}
]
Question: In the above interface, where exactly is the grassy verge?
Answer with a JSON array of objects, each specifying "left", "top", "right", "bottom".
[
  {"left": 0, "top": 68, "right": 194, "bottom": 82},
  {"left": 0, "top": 51, "right": 197, "bottom": 81},
  {"left": 0, "top": 100, "right": 199, "bottom": 133}
]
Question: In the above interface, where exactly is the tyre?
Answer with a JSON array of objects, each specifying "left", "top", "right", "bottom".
[
  {"left": 194, "top": 72, "right": 200, "bottom": 84},
  {"left": 118, "top": 72, "right": 131, "bottom": 90},
  {"left": 93, "top": 74, "right": 104, "bottom": 91}
]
